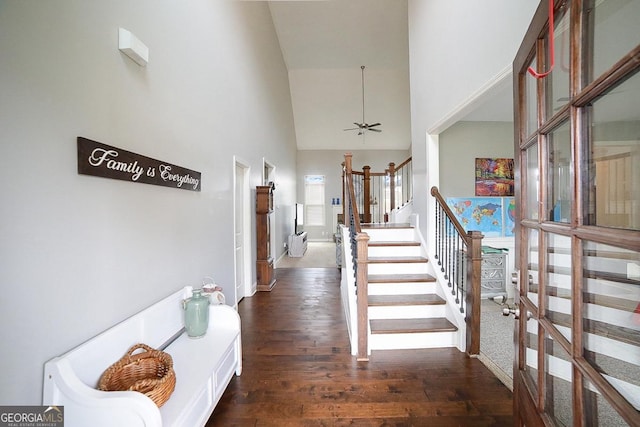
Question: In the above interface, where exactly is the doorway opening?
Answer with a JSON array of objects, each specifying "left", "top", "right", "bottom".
[{"left": 234, "top": 157, "right": 253, "bottom": 303}]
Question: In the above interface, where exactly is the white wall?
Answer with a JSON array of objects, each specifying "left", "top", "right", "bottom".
[
  {"left": 439, "top": 121, "right": 514, "bottom": 196},
  {"left": 408, "top": 0, "right": 539, "bottom": 241},
  {"left": 440, "top": 121, "right": 518, "bottom": 298},
  {"left": 0, "top": 0, "right": 296, "bottom": 404},
  {"left": 289, "top": 68, "right": 412, "bottom": 151}
]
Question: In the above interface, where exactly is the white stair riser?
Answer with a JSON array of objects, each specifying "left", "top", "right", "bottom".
[
  {"left": 368, "top": 282, "right": 437, "bottom": 295},
  {"left": 369, "top": 305, "right": 446, "bottom": 319},
  {"left": 368, "top": 246, "right": 422, "bottom": 257},
  {"left": 364, "top": 228, "right": 416, "bottom": 241},
  {"left": 369, "top": 331, "right": 457, "bottom": 350},
  {"left": 368, "top": 263, "right": 429, "bottom": 275},
  {"left": 347, "top": 224, "right": 466, "bottom": 352}
]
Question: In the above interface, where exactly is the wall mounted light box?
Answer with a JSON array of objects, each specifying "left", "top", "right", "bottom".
[{"left": 118, "top": 28, "right": 148, "bottom": 66}]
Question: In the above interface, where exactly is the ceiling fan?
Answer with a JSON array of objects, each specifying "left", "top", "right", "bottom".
[{"left": 344, "top": 65, "right": 382, "bottom": 136}]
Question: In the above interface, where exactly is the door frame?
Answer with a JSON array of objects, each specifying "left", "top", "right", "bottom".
[
  {"left": 513, "top": 0, "right": 640, "bottom": 425},
  {"left": 233, "top": 156, "right": 253, "bottom": 302}
]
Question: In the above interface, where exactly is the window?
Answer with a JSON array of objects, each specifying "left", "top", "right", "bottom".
[{"left": 304, "top": 175, "right": 325, "bottom": 226}]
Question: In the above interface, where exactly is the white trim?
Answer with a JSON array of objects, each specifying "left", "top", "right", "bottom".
[
  {"left": 425, "top": 133, "right": 439, "bottom": 256},
  {"left": 262, "top": 157, "right": 276, "bottom": 186},
  {"left": 428, "top": 65, "right": 512, "bottom": 135},
  {"left": 233, "top": 156, "right": 254, "bottom": 301}
]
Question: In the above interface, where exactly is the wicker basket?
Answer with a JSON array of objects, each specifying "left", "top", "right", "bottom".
[{"left": 98, "top": 343, "right": 176, "bottom": 407}]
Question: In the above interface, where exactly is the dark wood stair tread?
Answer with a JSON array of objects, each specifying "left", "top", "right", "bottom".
[
  {"left": 371, "top": 318, "right": 457, "bottom": 334},
  {"left": 368, "top": 256, "right": 428, "bottom": 264},
  {"left": 368, "top": 294, "right": 445, "bottom": 306},
  {"left": 368, "top": 273, "right": 436, "bottom": 283}
]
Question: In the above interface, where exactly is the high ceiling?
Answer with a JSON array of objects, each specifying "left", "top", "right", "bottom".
[
  {"left": 267, "top": 0, "right": 513, "bottom": 151},
  {"left": 268, "top": 0, "right": 411, "bottom": 151}
]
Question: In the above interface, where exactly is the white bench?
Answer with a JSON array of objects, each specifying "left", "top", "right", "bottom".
[{"left": 42, "top": 286, "right": 241, "bottom": 427}]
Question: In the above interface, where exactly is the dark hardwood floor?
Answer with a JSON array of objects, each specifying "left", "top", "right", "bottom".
[{"left": 207, "top": 267, "right": 513, "bottom": 426}]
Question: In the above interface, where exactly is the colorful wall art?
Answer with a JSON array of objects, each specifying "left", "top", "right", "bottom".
[
  {"left": 447, "top": 197, "right": 515, "bottom": 237},
  {"left": 475, "top": 158, "right": 514, "bottom": 197}
]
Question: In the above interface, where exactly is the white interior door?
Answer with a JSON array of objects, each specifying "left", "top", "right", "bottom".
[{"left": 234, "top": 159, "right": 252, "bottom": 303}]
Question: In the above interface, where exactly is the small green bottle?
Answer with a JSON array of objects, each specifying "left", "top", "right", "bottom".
[{"left": 183, "top": 289, "right": 209, "bottom": 338}]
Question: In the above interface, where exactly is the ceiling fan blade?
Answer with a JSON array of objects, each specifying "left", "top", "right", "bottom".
[
  {"left": 369, "top": 128, "right": 382, "bottom": 133},
  {"left": 343, "top": 127, "right": 360, "bottom": 131},
  {"left": 367, "top": 123, "right": 381, "bottom": 127}
]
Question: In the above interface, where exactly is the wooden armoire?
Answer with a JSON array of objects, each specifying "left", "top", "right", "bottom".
[{"left": 256, "top": 185, "right": 276, "bottom": 291}]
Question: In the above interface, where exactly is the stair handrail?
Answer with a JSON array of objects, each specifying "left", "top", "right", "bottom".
[
  {"left": 430, "top": 186, "right": 484, "bottom": 356},
  {"left": 342, "top": 157, "right": 412, "bottom": 224},
  {"left": 344, "top": 153, "right": 370, "bottom": 361},
  {"left": 390, "top": 156, "right": 413, "bottom": 212}
]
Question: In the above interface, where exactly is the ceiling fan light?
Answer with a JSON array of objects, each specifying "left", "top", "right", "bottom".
[{"left": 343, "top": 65, "right": 382, "bottom": 135}]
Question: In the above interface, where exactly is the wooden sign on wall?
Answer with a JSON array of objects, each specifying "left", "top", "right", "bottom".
[{"left": 77, "top": 137, "right": 201, "bottom": 191}]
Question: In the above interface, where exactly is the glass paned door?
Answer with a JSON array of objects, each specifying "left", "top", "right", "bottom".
[{"left": 513, "top": 0, "right": 640, "bottom": 425}]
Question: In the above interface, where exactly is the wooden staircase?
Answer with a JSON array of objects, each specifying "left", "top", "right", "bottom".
[{"left": 363, "top": 223, "right": 460, "bottom": 350}]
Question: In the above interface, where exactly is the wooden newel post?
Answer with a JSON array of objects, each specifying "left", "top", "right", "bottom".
[
  {"left": 363, "top": 165, "right": 371, "bottom": 223},
  {"left": 344, "top": 153, "right": 353, "bottom": 176},
  {"left": 356, "top": 232, "right": 370, "bottom": 361},
  {"left": 388, "top": 162, "right": 396, "bottom": 211},
  {"left": 465, "top": 231, "right": 484, "bottom": 356}
]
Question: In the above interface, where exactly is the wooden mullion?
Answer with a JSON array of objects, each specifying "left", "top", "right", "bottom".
[
  {"left": 571, "top": 3, "right": 586, "bottom": 422},
  {"left": 521, "top": 133, "right": 539, "bottom": 152},
  {"left": 537, "top": 130, "right": 547, "bottom": 225},
  {"left": 573, "top": 44, "right": 640, "bottom": 107},
  {"left": 539, "top": 104, "right": 571, "bottom": 135},
  {"left": 580, "top": 0, "right": 595, "bottom": 89},
  {"left": 572, "top": 235, "right": 584, "bottom": 426},
  {"left": 536, "top": 38, "right": 546, "bottom": 131},
  {"left": 573, "top": 102, "right": 588, "bottom": 228},
  {"left": 538, "top": 315, "right": 571, "bottom": 356},
  {"left": 539, "top": 220, "right": 572, "bottom": 236},
  {"left": 537, "top": 321, "right": 546, "bottom": 413},
  {"left": 575, "top": 226, "right": 640, "bottom": 252}
]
